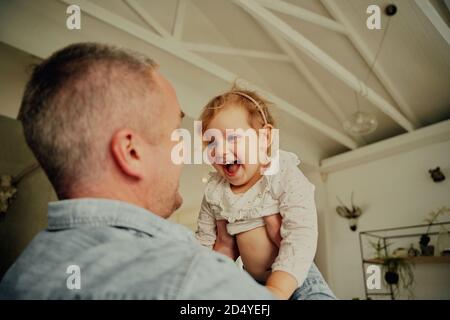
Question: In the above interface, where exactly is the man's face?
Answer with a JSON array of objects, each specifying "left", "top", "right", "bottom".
[{"left": 142, "top": 71, "right": 184, "bottom": 218}]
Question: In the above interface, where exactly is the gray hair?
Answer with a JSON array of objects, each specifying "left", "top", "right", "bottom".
[{"left": 19, "top": 43, "right": 159, "bottom": 198}]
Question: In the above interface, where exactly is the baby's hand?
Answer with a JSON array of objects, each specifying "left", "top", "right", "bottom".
[
  {"left": 213, "top": 220, "right": 239, "bottom": 260},
  {"left": 266, "top": 271, "right": 298, "bottom": 300},
  {"left": 263, "top": 214, "right": 282, "bottom": 248}
]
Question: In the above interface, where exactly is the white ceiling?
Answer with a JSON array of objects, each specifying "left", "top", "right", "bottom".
[
  {"left": 1, "top": 0, "right": 449, "bottom": 161},
  {"left": 86, "top": 0, "right": 450, "bottom": 159}
]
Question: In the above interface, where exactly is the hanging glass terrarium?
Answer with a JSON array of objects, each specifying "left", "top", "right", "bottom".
[{"left": 343, "top": 110, "right": 378, "bottom": 136}]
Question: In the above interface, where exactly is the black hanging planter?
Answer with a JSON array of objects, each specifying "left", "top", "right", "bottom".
[
  {"left": 382, "top": 257, "right": 414, "bottom": 293},
  {"left": 384, "top": 271, "right": 399, "bottom": 285}
]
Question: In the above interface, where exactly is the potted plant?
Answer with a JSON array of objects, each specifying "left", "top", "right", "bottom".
[
  {"left": 369, "top": 238, "right": 390, "bottom": 260},
  {"left": 382, "top": 257, "right": 415, "bottom": 299},
  {"left": 420, "top": 207, "right": 450, "bottom": 256},
  {"left": 369, "top": 239, "right": 415, "bottom": 299}
]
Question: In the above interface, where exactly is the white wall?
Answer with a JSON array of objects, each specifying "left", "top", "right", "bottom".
[
  {"left": 0, "top": 42, "right": 39, "bottom": 119},
  {"left": 324, "top": 139, "right": 450, "bottom": 299}
]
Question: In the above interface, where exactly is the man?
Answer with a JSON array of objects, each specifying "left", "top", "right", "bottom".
[{"left": 0, "top": 43, "right": 335, "bottom": 299}]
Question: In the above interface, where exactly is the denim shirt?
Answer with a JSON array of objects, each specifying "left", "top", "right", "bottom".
[{"left": 0, "top": 198, "right": 274, "bottom": 299}]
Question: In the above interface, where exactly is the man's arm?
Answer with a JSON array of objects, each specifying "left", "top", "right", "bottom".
[
  {"left": 213, "top": 220, "right": 239, "bottom": 261},
  {"left": 178, "top": 250, "right": 275, "bottom": 300}
]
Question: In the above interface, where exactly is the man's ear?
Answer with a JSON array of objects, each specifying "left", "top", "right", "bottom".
[{"left": 110, "top": 129, "right": 145, "bottom": 179}]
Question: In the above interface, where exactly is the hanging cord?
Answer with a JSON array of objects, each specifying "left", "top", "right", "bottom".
[
  {"left": 11, "top": 163, "right": 40, "bottom": 185},
  {"left": 356, "top": 16, "right": 393, "bottom": 108},
  {"left": 364, "top": 16, "right": 392, "bottom": 84}
]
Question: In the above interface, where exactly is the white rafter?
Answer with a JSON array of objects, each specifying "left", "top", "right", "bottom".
[
  {"left": 321, "top": 0, "right": 421, "bottom": 128},
  {"left": 415, "top": 0, "right": 450, "bottom": 45},
  {"left": 259, "top": 24, "right": 346, "bottom": 122},
  {"left": 181, "top": 42, "right": 291, "bottom": 61},
  {"left": 123, "top": 0, "right": 171, "bottom": 39},
  {"left": 124, "top": 0, "right": 285, "bottom": 62},
  {"left": 61, "top": 0, "right": 359, "bottom": 150},
  {"left": 256, "top": 0, "right": 347, "bottom": 34},
  {"left": 257, "top": 23, "right": 366, "bottom": 146},
  {"left": 173, "top": 0, "right": 187, "bottom": 39},
  {"left": 235, "top": 0, "right": 415, "bottom": 132}
]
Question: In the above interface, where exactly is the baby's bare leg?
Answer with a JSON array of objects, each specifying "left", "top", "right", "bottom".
[
  {"left": 213, "top": 220, "right": 239, "bottom": 261},
  {"left": 263, "top": 213, "right": 282, "bottom": 248}
]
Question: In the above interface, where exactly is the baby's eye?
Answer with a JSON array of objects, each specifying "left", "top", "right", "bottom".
[
  {"left": 227, "top": 134, "right": 241, "bottom": 143},
  {"left": 207, "top": 141, "right": 217, "bottom": 149}
]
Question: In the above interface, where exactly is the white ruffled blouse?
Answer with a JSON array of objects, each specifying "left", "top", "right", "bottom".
[{"left": 195, "top": 149, "right": 318, "bottom": 286}]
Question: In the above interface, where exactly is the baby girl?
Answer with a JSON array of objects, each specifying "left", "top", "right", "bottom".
[{"left": 195, "top": 87, "right": 318, "bottom": 299}]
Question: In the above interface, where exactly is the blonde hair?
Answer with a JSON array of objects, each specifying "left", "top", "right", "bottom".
[{"left": 199, "top": 85, "right": 276, "bottom": 135}]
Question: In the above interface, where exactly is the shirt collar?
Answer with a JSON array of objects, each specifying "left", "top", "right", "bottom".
[{"left": 47, "top": 198, "right": 194, "bottom": 242}]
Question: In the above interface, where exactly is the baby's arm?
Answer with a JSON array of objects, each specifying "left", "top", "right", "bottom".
[
  {"left": 266, "top": 271, "right": 298, "bottom": 300},
  {"left": 195, "top": 196, "right": 218, "bottom": 249},
  {"left": 264, "top": 214, "right": 297, "bottom": 299},
  {"left": 195, "top": 196, "right": 238, "bottom": 260},
  {"left": 264, "top": 214, "right": 299, "bottom": 299},
  {"left": 266, "top": 166, "right": 318, "bottom": 299}
]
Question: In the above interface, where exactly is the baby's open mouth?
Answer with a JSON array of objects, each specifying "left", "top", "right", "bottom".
[{"left": 223, "top": 160, "right": 241, "bottom": 177}]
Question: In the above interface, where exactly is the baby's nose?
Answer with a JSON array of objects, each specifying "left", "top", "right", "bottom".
[{"left": 214, "top": 148, "right": 235, "bottom": 165}]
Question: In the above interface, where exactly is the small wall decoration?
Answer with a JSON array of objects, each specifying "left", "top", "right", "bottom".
[
  {"left": 0, "top": 174, "right": 17, "bottom": 215},
  {"left": 429, "top": 167, "right": 445, "bottom": 182},
  {"left": 0, "top": 163, "right": 40, "bottom": 217},
  {"left": 336, "top": 191, "right": 363, "bottom": 231}
]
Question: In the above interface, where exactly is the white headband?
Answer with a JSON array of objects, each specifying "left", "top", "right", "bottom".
[{"left": 233, "top": 91, "right": 268, "bottom": 125}]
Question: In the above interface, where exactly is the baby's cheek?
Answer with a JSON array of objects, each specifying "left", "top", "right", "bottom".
[
  {"left": 212, "top": 163, "right": 222, "bottom": 173},
  {"left": 243, "top": 163, "right": 260, "bottom": 178},
  {"left": 237, "top": 139, "right": 255, "bottom": 164}
]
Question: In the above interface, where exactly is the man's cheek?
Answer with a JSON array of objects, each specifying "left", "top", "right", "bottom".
[{"left": 175, "top": 192, "right": 183, "bottom": 210}]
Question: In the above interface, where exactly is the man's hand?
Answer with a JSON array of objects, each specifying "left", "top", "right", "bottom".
[
  {"left": 263, "top": 214, "right": 282, "bottom": 248},
  {"left": 265, "top": 270, "right": 298, "bottom": 300},
  {"left": 213, "top": 220, "right": 239, "bottom": 260}
]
